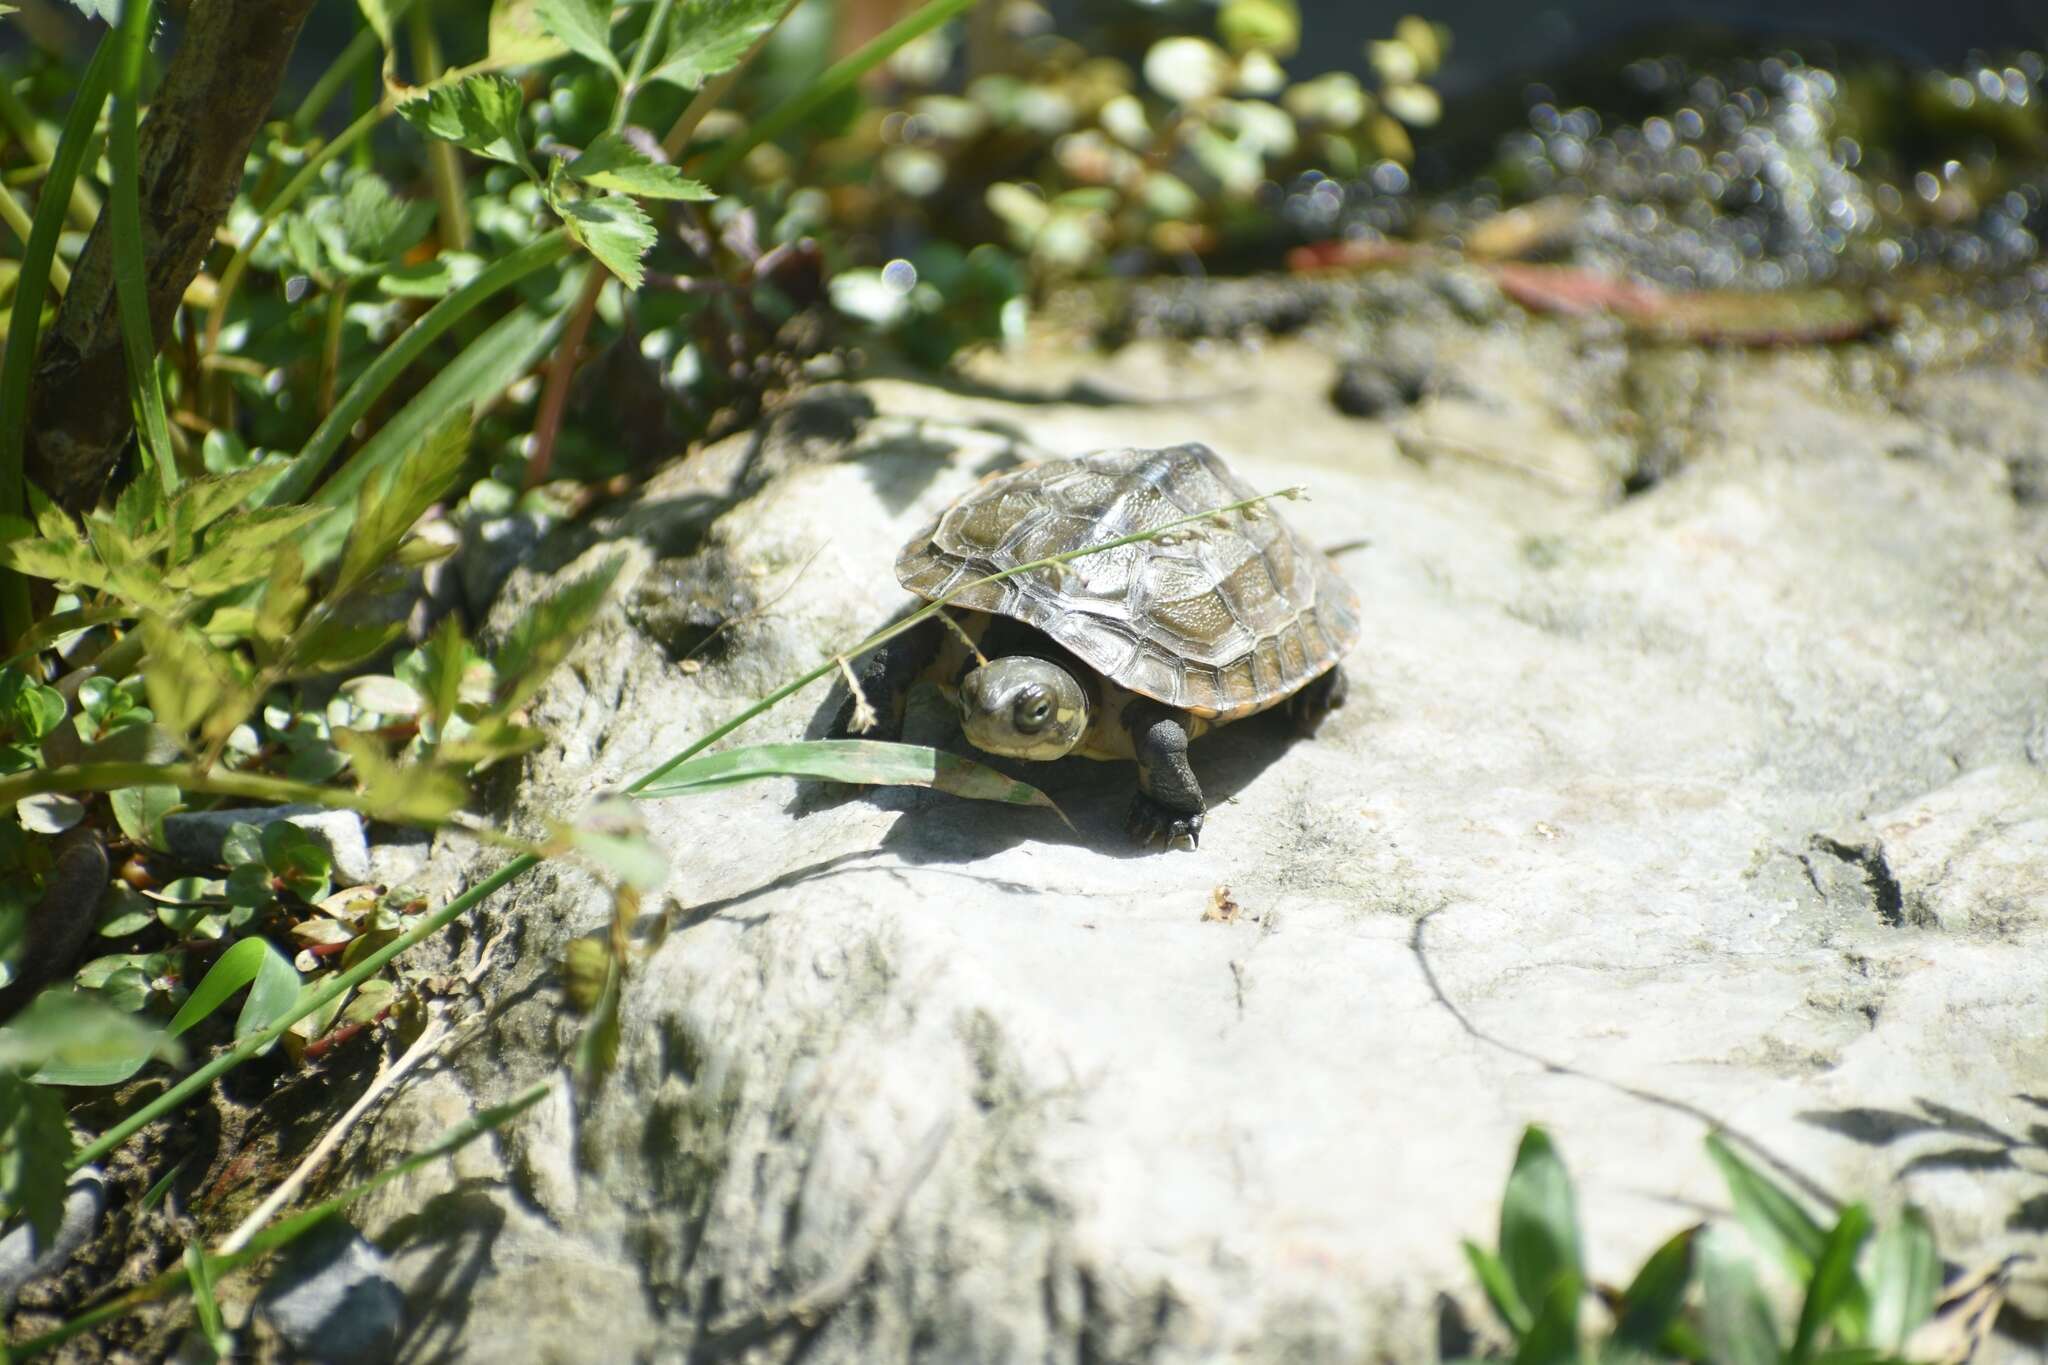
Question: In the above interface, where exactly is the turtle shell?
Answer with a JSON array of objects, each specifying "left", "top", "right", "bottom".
[{"left": 896, "top": 443, "right": 1363, "bottom": 720}]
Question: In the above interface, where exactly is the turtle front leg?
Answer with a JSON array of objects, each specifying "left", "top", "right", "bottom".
[
  {"left": 1124, "top": 701, "right": 1204, "bottom": 850},
  {"left": 832, "top": 616, "right": 943, "bottom": 743}
]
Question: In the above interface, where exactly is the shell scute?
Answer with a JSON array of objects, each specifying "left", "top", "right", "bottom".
[{"left": 896, "top": 443, "right": 1362, "bottom": 712}]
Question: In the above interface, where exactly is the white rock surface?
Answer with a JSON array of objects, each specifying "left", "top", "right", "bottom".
[{"left": 353, "top": 335, "right": 2048, "bottom": 1362}]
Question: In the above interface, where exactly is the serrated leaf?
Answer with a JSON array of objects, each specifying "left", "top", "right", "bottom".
[
  {"left": 168, "top": 464, "right": 282, "bottom": 554},
  {"left": 326, "top": 172, "right": 435, "bottom": 275},
  {"left": 398, "top": 74, "right": 533, "bottom": 174},
  {"left": 493, "top": 554, "right": 624, "bottom": 711},
  {"left": 3, "top": 534, "right": 108, "bottom": 592},
  {"left": 537, "top": 0, "right": 622, "bottom": 78},
  {"left": 560, "top": 192, "right": 654, "bottom": 289},
  {"left": 167, "top": 937, "right": 303, "bottom": 1047},
  {"left": 489, "top": 0, "right": 570, "bottom": 66},
  {"left": 140, "top": 619, "right": 251, "bottom": 747},
  {"left": 168, "top": 506, "right": 329, "bottom": 594},
  {"left": 331, "top": 729, "right": 468, "bottom": 823},
  {"left": 647, "top": 0, "right": 794, "bottom": 91},
  {"left": 335, "top": 407, "right": 470, "bottom": 600},
  {"left": 569, "top": 133, "right": 714, "bottom": 200},
  {"left": 255, "top": 541, "right": 311, "bottom": 663},
  {"left": 0, "top": 1073, "right": 73, "bottom": 1247}
]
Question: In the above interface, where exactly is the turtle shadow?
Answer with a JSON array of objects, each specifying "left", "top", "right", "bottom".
[{"left": 789, "top": 676, "right": 1323, "bottom": 863}]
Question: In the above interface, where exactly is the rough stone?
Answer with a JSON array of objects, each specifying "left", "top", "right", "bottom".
[
  {"left": 253, "top": 1219, "right": 404, "bottom": 1365},
  {"left": 0, "top": 1170, "right": 104, "bottom": 1316},
  {"left": 355, "top": 331, "right": 2048, "bottom": 1362},
  {"left": 162, "top": 805, "right": 372, "bottom": 886}
]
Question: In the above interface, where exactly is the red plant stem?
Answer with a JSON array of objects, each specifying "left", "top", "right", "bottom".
[{"left": 521, "top": 265, "right": 604, "bottom": 489}]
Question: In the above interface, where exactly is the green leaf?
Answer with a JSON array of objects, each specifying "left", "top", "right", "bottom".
[
  {"left": 10, "top": 988, "right": 180, "bottom": 1087},
  {"left": 168, "top": 938, "right": 304, "bottom": 1047},
  {"left": 288, "top": 614, "right": 410, "bottom": 675},
  {"left": 334, "top": 407, "right": 471, "bottom": 600},
  {"left": 1791, "top": 1205, "right": 1870, "bottom": 1363},
  {"left": 186, "top": 1239, "right": 230, "bottom": 1355},
  {"left": 1500, "top": 1127, "right": 1583, "bottom": 1321},
  {"left": 0, "top": 670, "right": 67, "bottom": 741},
  {"left": 331, "top": 730, "right": 468, "bottom": 823},
  {"left": 139, "top": 619, "right": 252, "bottom": 748},
  {"left": 537, "top": 0, "right": 622, "bottom": 78},
  {"left": 1614, "top": 1225, "right": 1698, "bottom": 1352},
  {"left": 647, "top": 0, "right": 793, "bottom": 90},
  {"left": 3, "top": 533, "right": 108, "bottom": 593},
  {"left": 260, "top": 822, "right": 333, "bottom": 902},
  {"left": 489, "top": 0, "right": 570, "bottom": 66},
  {"left": 1513, "top": 1270, "right": 1580, "bottom": 1365},
  {"left": 109, "top": 783, "right": 181, "bottom": 851},
  {"left": 1706, "top": 1133, "right": 1828, "bottom": 1282},
  {"left": 633, "top": 738, "right": 1068, "bottom": 821},
  {"left": 326, "top": 172, "right": 435, "bottom": 274},
  {"left": 398, "top": 74, "right": 532, "bottom": 175},
  {"left": 1867, "top": 1208, "right": 1939, "bottom": 1351},
  {"left": 1466, "top": 1236, "right": 1531, "bottom": 1334},
  {"left": 560, "top": 192, "right": 654, "bottom": 289},
  {"left": 168, "top": 464, "right": 285, "bottom": 553},
  {"left": 355, "top": 0, "right": 398, "bottom": 51},
  {"left": 493, "top": 554, "right": 625, "bottom": 711},
  {"left": 569, "top": 133, "right": 714, "bottom": 200},
  {"left": 167, "top": 506, "right": 329, "bottom": 594},
  {"left": 378, "top": 251, "right": 484, "bottom": 298},
  {"left": 1700, "top": 1226, "right": 1782, "bottom": 1365},
  {"left": 0, "top": 1073, "right": 74, "bottom": 1247}
]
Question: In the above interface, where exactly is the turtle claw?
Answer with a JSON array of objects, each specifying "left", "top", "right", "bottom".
[{"left": 1126, "top": 792, "right": 1204, "bottom": 850}]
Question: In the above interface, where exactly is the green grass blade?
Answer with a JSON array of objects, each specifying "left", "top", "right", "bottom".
[
  {"left": 1706, "top": 1132, "right": 1827, "bottom": 1281},
  {"left": 1866, "top": 1208, "right": 1939, "bottom": 1351},
  {"left": 263, "top": 229, "right": 573, "bottom": 509},
  {"left": 1512, "top": 1271, "right": 1581, "bottom": 1365},
  {"left": 1500, "top": 1126, "right": 1584, "bottom": 1321},
  {"left": 182, "top": 1241, "right": 229, "bottom": 1355},
  {"left": 634, "top": 738, "right": 1068, "bottom": 823},
  {"left": 109, "top": 0, "right": 179, "bottom": 497},
  {"left": 0, "top": 33, "right": 119, "bottom": 643},
  {"left": 1614, "top": 1225, "right": 1699, "bottom": 1352},
  {"left": 1791, "top": 1204, "right": 1870, "bottom": 1363},
  {"left": 1463, "top": 1239, "right": 1532, "bottom": 1337},
  {"left": 1700, "top": 1226, "right": 1783, "bottom": 1365},
  {"left": 295, "top": 298, "right": 568, "bottom": 571},
  {"left": 166, "top": 937, "right": 303, "bottom": 1044},
  {"left": 11, "top": 1080, "right": 548, "bottom": 1359}
]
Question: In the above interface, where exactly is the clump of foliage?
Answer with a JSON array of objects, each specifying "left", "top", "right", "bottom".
[{"left": 1457, "top": 1126, "right": 1998, "bottom": 1365}]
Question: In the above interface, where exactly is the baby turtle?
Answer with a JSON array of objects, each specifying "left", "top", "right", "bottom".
[{"left": 835, "top": 443, "right": 1361, "bottom": 848}]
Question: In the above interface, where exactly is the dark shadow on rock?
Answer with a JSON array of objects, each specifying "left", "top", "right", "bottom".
[
  {"left": 672, "top": 849, "right": 894, "bottom": 932},
  {"left": 791, "top": 671, "right": 1313, "bottom": 865},
  {"left": 1435, "top": 1292, "right": 1479, "bottom": 1360},
  {"left": 390, "top": 1188, "right": 507, "bottom": 1365}
]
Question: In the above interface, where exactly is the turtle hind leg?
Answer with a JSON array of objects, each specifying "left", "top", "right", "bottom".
[
  {"left": 833, "top": 616, "right": 944, "bottom": 743},
  {"left": 1123, "top": 701, "right": 1204, "bottom": 850},
  {"left": 1287, "top": 665, "right": 1349, "bottom": 736}
]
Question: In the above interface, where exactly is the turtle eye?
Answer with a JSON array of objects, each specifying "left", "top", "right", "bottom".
[{"left": 1013, "top": 685, "right": 1054, "bottom": 732}]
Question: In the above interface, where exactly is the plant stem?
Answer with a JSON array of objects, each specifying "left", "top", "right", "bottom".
[
  {"left": 317, "top": 278, "right": 350, "bottom": 417},
  {"left": 698, "top": 0, "right": 975, "bottom": 182},
  {"left": 0, "top": 31, "right": 117, "bottom": 647},
  {"left": 108, "top": 0, "right": 179, "bottom": 496},
  {"left": 408, "top": 2, "right": 473, "bottom": 252},
  {"left": 520, "top": 264, "right": 603, "bottom": 489}
]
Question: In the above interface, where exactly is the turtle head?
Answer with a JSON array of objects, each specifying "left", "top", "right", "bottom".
[{"left": 957, "top": 657, "right": 1087, "bottom": 761}]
